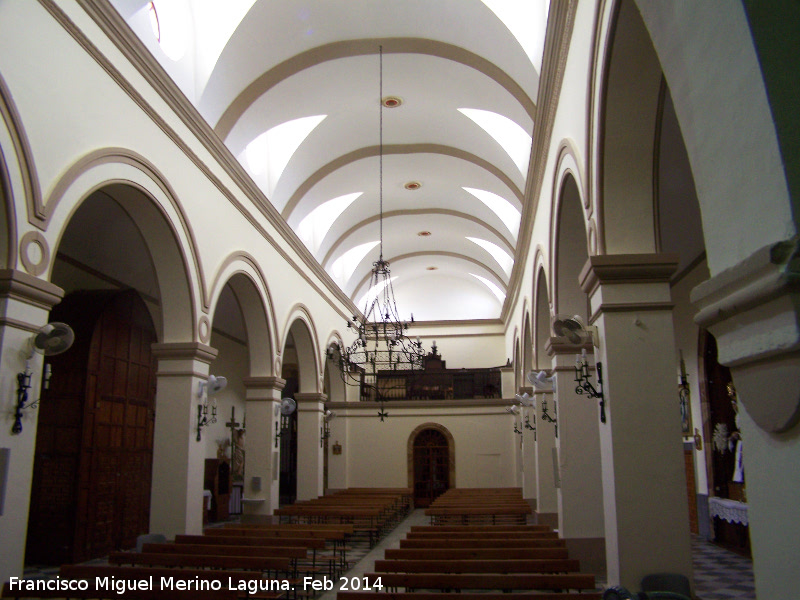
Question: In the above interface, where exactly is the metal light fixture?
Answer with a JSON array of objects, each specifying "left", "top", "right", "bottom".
[
  {"left": 321, "top": 409, "right": 336, "bottom": 447},
  {"left": 197, "top": 374, "right": 227, "bottom": 441},
  {"left": 12, "top": 322, "right": 73, "bottom": 434},
  {"left": 528, "top": 370, "right": 558, "bottom": 435},
  {"left": 574, "top": 349, "right": 606, "bottom": 423},
  {"left": 328, "top": 45, "right": 425, "bottom": 419}
]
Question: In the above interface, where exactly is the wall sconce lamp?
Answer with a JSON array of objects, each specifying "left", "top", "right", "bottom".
[
  {"left": 514, "top": 393, "right": 537, "bottom": 434},
  {"left": 12, "top": 322, "right": 74, "bottom": 435},
  {"left": 528, "top": 370, "right": 558, "bottom": 435},
  {"left": 574, "top": 349, "right": 606, "bottom": 423},
  {"left": 197, "top": 375, "right": 226, "bottom": 441},
  {"left": 320, "top": 410, "right": 336, "bottom": 447},
  {"left": 506, "top": 404, "right": 523, "bottom": 435},
  {"left": 13, "top": 361, "right": 55, "bottom": 434}
]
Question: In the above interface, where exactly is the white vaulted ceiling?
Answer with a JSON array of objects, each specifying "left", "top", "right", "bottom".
[{"left": 114, "top": 0, "right": 549, "bottom": 321}]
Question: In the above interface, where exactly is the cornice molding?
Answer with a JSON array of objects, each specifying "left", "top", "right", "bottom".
[
  {"left": 579, "top": 253, "right": 679, "bottom": 296},
  {"left": 151, "top": 341, "right": 218, "bottom": 363},
  {"left": 545, "top": 336, "right": 593, "bottom": 357},
  {"left": 326, "top": 398, "right": 510, "bottom": 411},
  {"left": 0, "top": 268, "right": 64, "bottom": 310},
  {"left": 243, "top": 376, "right": 287, "bottom": 391},
  {"left": 294, "top": 392, "right": 328, "bottom": 404}
]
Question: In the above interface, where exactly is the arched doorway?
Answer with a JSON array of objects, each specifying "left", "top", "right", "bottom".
[{"left": 410, "top": 426, "right": 452, "bottom": 507}]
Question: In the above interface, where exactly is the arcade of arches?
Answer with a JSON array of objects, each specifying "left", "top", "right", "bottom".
[{"left": 1, "top": 2, "right": 799, "bottom": 598}]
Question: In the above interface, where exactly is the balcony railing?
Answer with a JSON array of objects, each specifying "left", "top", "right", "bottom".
[{"left": 359, "top": 347, "right": 503, "bottom": 402}]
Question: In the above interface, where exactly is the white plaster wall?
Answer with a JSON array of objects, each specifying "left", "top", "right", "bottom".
[
  {"left": 205, "top": 334, "right": 249, "bottom": 460},
  {"left": 342, "top": 405, "right": 517, "bottom": 489}
]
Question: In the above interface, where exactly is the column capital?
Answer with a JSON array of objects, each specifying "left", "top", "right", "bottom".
[
  {"left": 151, "top": 342, "right": 218, "bottom": 363},
  {"left": 243, "top": 376, "right": 286, "bottom": 392},
  {"left": 545, "top": 336, "right": 593, "bottom": 357},
  {"left": 0, "top": 268, "right": 64, "bottom": 311},
  {"left": 691, "top": 238, "right": 800, "bottom": 432},
  {"left": 579, "top": 253, "right": 679, "bottom": 296},
  {"left": 294, "top": 392, "right": 328, "bottom": 404}
]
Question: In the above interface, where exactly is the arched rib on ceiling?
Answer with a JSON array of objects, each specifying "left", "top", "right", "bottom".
[
  {"left": 282, "top": 144, "right": 524, "bottom": 222},
  {"left": 322, "top": 209, "right": 515, "bottom": 269},
  {"left": 214, "top": 38, "right": 536, "bottom": 140},
  {"left": 333, "top": 213, "right": 514, "bottom": 296},
  {"left": 350, "top": 251, "right": 508, "bottom": 304}
]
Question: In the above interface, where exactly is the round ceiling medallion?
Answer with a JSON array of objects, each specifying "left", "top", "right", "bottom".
[
  {"left": 404, "top": 181, "right": 421, "bottom": 190},
  {"left": 417, "top": 231, "right": 432, "bottom": 237},
  {"left": 382, "top": 96, "right": 402, "bottom": 108}
]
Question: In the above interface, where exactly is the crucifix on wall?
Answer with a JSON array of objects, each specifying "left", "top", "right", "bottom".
[{"left": 226, "top": 407, "right": 245, "bottom": 482}]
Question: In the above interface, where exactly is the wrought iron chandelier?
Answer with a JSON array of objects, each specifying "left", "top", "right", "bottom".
[{"left": 328, "top": 46, "right": 426, "bottom": 418}]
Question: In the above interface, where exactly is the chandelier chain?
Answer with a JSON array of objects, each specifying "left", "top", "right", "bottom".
[{"left": 379, "top": 44, "right": 384, "bottom": 259}]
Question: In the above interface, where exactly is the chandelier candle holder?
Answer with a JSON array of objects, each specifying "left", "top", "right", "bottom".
[
  {"left": 328, "top": 45, "right": 426, "bottom": 419},
  {"left": 574, "top": 348, "right": 606, "bottom": 423}
]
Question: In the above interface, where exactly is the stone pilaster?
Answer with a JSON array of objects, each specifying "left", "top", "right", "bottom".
[
  {"left": 0, "top": 270, "right": 64, "bottom": 584},
  {"left": 580, "top": 253, "right": 691, "bottom": 590},
  {"left": 150, "top": 342, "right": 218, "bottom": 538},
  {"left": 546, "top": 336, "right": 605, "bottom": 578},
  {"left": 294, "top": 392, "right": 327, "bottom": 500},
  {"left": 242, "top": 376, "right": 285, "bottom": 517}
]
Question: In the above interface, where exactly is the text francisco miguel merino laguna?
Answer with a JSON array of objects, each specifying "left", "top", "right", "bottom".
[{"left": 6, "top": 575, "right": 368, "bottom": 595}]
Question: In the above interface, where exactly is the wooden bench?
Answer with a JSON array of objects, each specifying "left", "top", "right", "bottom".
[
  {"left": 409, "top": 525, "right": 551, "bottom": 533},
  {"left": 337, "top": 592, "right": 601, "bottom": 600},
  {"left": 405, "top": 531, "right": 559, "bottom": 540},
  {"left": 423, "top": 505, "right": 532, "bottom": 526},
  {"left": 274, "top": 507, "right": 384, "bottom": 546},
  {"left": 398, "top": 538, "right": 566, "bottom": 549},
  {"left": 224, "top": 523, "right": 355, "bottom": 534},
  {"left": 174, "top": 535, "right": 332, "bottom": 577},
  {"left": 108, "top": 551, "right": 291, "bottom": 577},
  {"left": 372, "top": 558, "right": 581, "bottom": 574},
  {"left": 384, "top": 547, "right": 570, "bottom": 561},
  {"left": 205, "top": 527, "right": 350, "bottom": 573},
  {"left": 362, "top": 572, "right": 597, "bottom": 594}
]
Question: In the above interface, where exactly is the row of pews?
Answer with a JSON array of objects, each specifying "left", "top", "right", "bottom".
[
  {"left": 2, "top": 488, "right": 410, "bottom": 600},
  {"left": 424, "top": 487, "right": 532, "bottom": 525},
  {"left": 275, "top": 488, "right": 413, "bottom": 547},
  {"left": 337, "top": 488, "right": 602, "bottom": 600}
]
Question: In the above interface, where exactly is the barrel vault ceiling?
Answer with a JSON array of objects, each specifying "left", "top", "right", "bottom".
[{"left": 112, "top": 0, "right": 550, "bottom": 322}]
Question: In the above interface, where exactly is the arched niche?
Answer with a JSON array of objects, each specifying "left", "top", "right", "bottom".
[{"left": 407, "top": 423, "right": 456, "bottom": 507}]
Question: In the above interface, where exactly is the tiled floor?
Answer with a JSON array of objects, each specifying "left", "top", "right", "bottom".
[{"left": 691, "top": 535, "right": 755, "bottom": 600}]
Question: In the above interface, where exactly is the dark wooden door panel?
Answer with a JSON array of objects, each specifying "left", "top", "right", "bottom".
[
  {"left": 27, "top": 290, "right": 156, "bottom": 565},
  {"left": 413, "top": 429, "right": 449, "bottom": 508}
]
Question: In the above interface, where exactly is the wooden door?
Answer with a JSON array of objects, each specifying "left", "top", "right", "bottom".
[
  {"left": 79, "top": 292, "right": 156, "bottom": 558},
  {"left": 413, "top": 428, "right": 449, "bottom": 507},
  {"left": 27, "top": 290, "right": 156, "bottom": 564}
]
